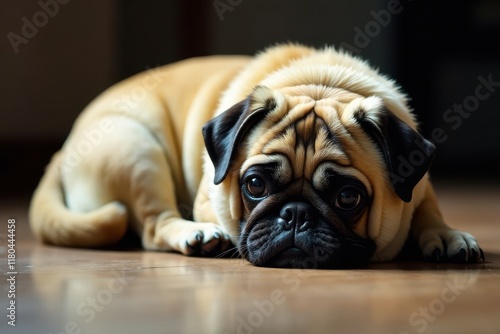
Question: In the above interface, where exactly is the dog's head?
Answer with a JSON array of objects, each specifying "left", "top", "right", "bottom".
[{"left": 202, "top": 86, "right": 435, "bottom": 268}]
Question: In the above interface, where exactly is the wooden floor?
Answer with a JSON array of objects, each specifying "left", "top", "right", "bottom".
[{"left": 1, "top": 181, "right": 500, "bottom": 334}]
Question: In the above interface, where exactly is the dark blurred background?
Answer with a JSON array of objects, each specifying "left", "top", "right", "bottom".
[{"left": 1, "top": 0, "right": 500, "bottom": 198}]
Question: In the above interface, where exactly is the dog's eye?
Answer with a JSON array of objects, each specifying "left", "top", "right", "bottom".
[
  {"left": 246, "top": 177, "right": 268, "bottom": 198},
  {"left": 335, "top": 186, "right": 362, "bottom": 211}
]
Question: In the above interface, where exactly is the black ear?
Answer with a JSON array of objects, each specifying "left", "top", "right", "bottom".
[
  {"left": 357, "top": 109, "right": 436, "bottom": 202},
  {"left": 202, "top": 89, "right": 273, "bottom": 184}
]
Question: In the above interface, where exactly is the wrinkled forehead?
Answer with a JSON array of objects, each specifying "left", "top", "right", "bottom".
[{"left": 242, "top": 95, "right": 372, "bottom": 192}]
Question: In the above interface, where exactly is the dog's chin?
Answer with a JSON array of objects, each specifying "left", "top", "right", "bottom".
[
  {"left": 239, "top": 225, "right": 376, "bottom": 269},
  {"left": 267, "top": 247, "right": 310, "bottom": 268},
  {"left": 258, "top": 244, "right": 374, "bottom": 269}
]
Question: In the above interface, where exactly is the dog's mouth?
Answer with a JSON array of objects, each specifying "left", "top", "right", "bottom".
[
  {"left": 267, "top": 247, "right": 312, "bottom": 268},
  {"left": 245, "top": 238, "right": 375, "bottom": 269},
  {"left": 278, "top": 247, "right": 307, "bottom": 257}
]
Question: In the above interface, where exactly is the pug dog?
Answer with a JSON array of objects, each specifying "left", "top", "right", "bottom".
[{"left": 30, "top": 43, "right": 483, "bottom": 268}]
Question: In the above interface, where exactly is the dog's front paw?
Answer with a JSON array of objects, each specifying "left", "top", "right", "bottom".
[
  {"left": 419, "top": 228, "right": 484, "bottom": 263},
  {"left": 182, "top": 223, "right": 233, "bottom": 257}
]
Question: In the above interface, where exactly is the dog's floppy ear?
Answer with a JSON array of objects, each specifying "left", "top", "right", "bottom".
[
  {"left": 202, "top": 86, "right": 278, "bottom": 184},
  {"left": 355, "top": 100, "right": 436, "bottom": 202}
]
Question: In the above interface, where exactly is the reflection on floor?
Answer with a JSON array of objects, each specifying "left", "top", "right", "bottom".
[{"left": 1, "top": 182, "right": 499, "bottom": 334}]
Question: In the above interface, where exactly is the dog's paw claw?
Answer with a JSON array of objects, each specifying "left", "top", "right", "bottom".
[
  {"left": 470, "top": 249, "right": 479, "bottom": 263},
  {"left": 185, "top": 241, "right": 197, "bottom": 255},
  {"left": 423, "top": 248, "right": 441, "bottom": 262},
  {"left": 195, "top": 232, "right": 203, "bottom": 242},
  {"left": 427, "top": 248, "right": 441, "bottom": 262},
  {"left": 450, "top": 248, "right": 467, "bottom": 263}
]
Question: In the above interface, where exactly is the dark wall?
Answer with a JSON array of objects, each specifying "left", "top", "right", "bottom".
[
  {"left": 394, "top": 1, "right": 500, "bottom": 176},
  {"left": 1, "top": 0, "right": 499, "bottom": 197}
]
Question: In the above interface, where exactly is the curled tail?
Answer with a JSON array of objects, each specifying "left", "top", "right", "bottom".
[{"left": 29, "top": 152, "right": 129, "bottom": 247}]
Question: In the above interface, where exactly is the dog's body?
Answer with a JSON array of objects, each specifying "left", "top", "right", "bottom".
[{"left": 30, "top": 44, "right": 483, "bottom": 267}]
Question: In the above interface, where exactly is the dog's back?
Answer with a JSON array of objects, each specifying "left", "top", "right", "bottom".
[{"left": 29, "top": 56, "right": 248, "bottom": 247}]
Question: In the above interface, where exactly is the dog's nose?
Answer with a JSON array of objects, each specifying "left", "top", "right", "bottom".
[{"left": 279, "top": 202, "right": 318, "bottom": 231}]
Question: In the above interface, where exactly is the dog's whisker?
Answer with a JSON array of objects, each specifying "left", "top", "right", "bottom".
[{"left": 213, "top": 246, "right": 241, "bottom": 259}]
